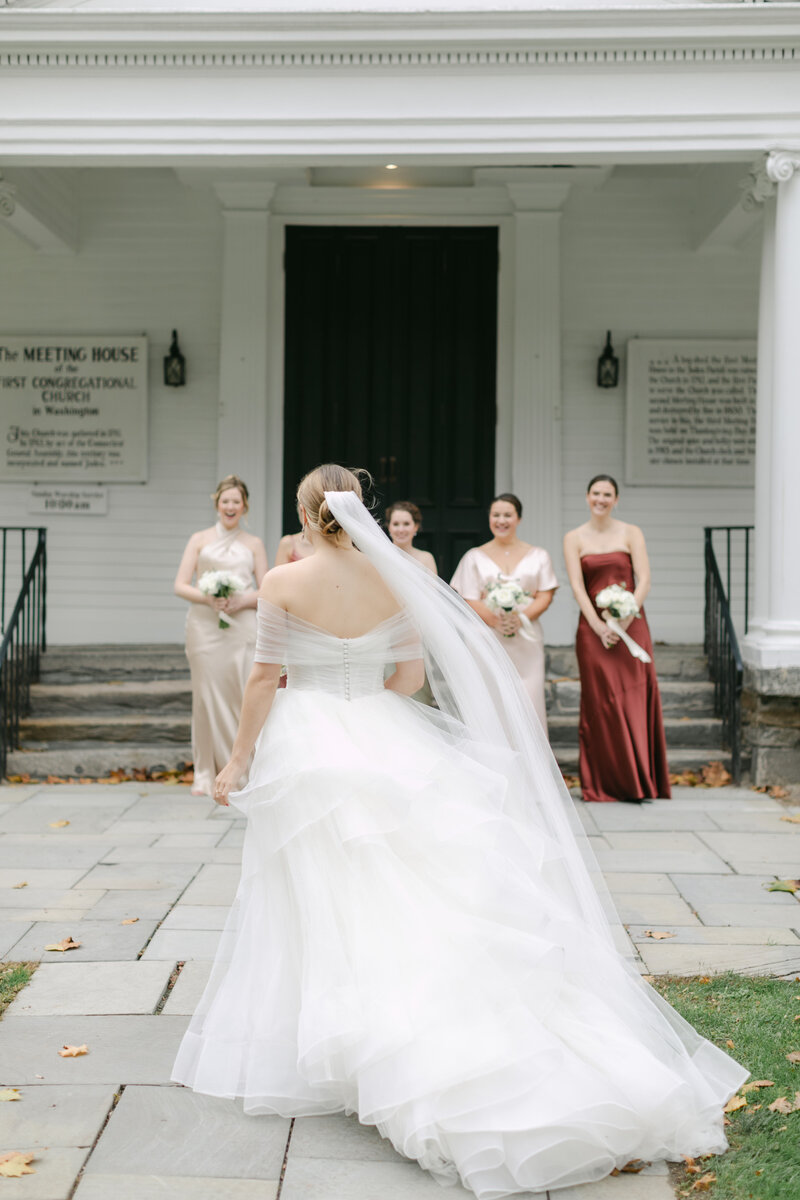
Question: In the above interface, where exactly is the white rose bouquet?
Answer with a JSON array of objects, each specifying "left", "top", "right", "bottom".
[
  {"left": 484, "top": 577, "right": 538, "bottom": 641},
  {"left": 198, "top": 570, "right": 245, "bottom": 629},
  {"left": 594, "top": 583, "right": 651, "bottom": 663}
]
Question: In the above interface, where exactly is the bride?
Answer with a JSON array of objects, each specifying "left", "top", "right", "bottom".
[{"left": 172, "top": 463, "right": 746, "bottom": 1198}]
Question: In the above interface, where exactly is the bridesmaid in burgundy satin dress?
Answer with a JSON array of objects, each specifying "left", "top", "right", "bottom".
[{"left": 563, "top": 475, "right": 671, "bottom": 804}]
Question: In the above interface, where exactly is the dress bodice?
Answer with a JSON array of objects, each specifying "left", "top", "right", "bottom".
[
  {"left": 450, "top": 546, "right": 558, "bottom": 603},
  {"left": 580, "top": 552, "right": 635, "bottom": 618},
  {"left": 255, "top": 599, "right": 421, "bottom": 701},
  {"left": 196, "top": 522, "right": 255, "bottom": 590}
]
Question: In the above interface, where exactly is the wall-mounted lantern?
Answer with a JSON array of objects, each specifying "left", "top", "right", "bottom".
[
  {"left": 163, "top": 330, "right": 186, "bottom": 388},
  {"left": 596, "top": 331, "right": 620, "bottom": 389}
]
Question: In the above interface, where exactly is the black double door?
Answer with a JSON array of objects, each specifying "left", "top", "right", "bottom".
[{"left": 282, "top": 225, "right": 498, "bottom": 579}]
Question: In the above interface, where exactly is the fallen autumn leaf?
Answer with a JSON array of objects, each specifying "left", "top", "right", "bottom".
[
  {"left": 44, "top": 936, "right": 81, "bottom": 953},
  {"left": 701, "top": 761, "right": 732, "bottom": 788},
  {"left": 0, "top": 1089, "right": 21, "bottom": 1102},
  {"left": 48, "top": 819, "right": 70, "bottom": 828},
  {"left": 787, "top": 1051, "right": 800, "bottom": 1064},
  {"left": 120, "top": 917, "right": 139, "bottom": 925},
  {"left": 724, "top": 1095, "right": 747, "bottom": 1113},
  {"left": 0, "top": 1151, "right": 35, "bottom": 1178},
  {"left": 642, "top": 930, "right": 676, "bottom": 940},
  {"left": 58, "top": 1044, "right": 88, "bottom": 1057},
  {"left": 11, "top": 881, "right": 28, "bottom": 889}
]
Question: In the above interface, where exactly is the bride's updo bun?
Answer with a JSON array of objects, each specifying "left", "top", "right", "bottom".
[{"left": 297, "top": 464, "right": 365, "bottom": 546}]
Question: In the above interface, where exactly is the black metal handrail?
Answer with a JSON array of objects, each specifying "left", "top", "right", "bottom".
[
  {"left": 704, "top": 525, "right": 754, "bottom": 638},
  {"left": 0, "top": 529, "right": 47, "bottom": 779},
  {"left": 704, "top": 527, "right": 746, "bottom": 783}
]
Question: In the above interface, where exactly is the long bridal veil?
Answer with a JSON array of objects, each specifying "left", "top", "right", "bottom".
[
  {"left": 325, "top": 490, "right": 746, "bottom": 1112},
  {"left": 326, "top": 489, "right": 623, "bottom": 944}
]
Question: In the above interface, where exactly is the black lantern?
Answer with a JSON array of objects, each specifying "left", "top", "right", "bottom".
[
  {"left": 596, "top": 331, "right": 619, "bottom": 389},
  {"left": 163, "top": 330, "right": 186, "bottom": 388}
]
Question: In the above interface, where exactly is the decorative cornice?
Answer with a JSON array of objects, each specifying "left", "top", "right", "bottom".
[
  {"left": 766, "top": 150, "right": 800, "bottom": 185},
  {"left": 0, "top": 174, "right": 15, "bottom": 219},
  {"left": 740, "top": 158, "right": 776, "bottom": 213},
  {"left": 2, "top": 44, "right": 800, "bottom": 71}
]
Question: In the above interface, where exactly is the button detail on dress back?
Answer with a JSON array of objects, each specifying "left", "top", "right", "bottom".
[{"left": 342, "top": 639, "right": 351, "bottom": 700}]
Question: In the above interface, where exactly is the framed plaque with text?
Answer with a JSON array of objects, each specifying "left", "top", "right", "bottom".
[
  {"left": 0, "top": 335, "right": 148, "bottom": 483},
  {"left": 625, "top": 339, "right": 756, "bottom": 487}
]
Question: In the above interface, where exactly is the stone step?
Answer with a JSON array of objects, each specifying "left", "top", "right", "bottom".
[
  {"left": 546, "top": 644, "right": 707, "bottom": 681},
  {"left": 19, "top": 714, "right": 191, "bottom": 745},
  {"left": 36, "top": 643, "right": 707, "bottom": 685},
  {"left": 5, "top": 742, "right": 193, "bottom": 779},
  {"left": 547, "top": 678, "right": 715, "bottom": 716},
  {"left": 553, "top": 746, "right": 732, "bottom": 776},
  {"left": 547, "top": 715, "right": 723, "bottom": 749},
  {"left": 29, "top": 678, "right": 193, "bottom": 716},
  {"left": 19, "top": 710, "right": 190, "bottom": 739},
  {"left": 39, "top": 644, "right": 189, "bottom": 684}
]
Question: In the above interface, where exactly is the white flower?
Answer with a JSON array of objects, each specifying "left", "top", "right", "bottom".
[
  {"left": 484, "top": 577, "right": 530, "bottom": 613},
  {"left": 198, "top": 570, "right": 245, "bottom": 598},
  {"left": 198, "top": 570, "right": 245, "bottom": 629},
  {"left": 595, "top": 583, "right": 640, "bottom": 620}
]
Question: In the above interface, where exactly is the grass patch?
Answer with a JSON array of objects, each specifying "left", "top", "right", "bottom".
[
  {"left": 654, "top": 973, "right": 800, "bottom": 1200},
  {"left": 0, "top": 961, "right": 37, "bottom": 1019}
]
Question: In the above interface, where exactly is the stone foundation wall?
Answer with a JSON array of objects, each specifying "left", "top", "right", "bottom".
[{"left": 743, "top": 666, "right": 800, "bottom": 786}]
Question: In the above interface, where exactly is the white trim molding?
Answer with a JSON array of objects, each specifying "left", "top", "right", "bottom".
[
  {"left": 2, "top": 9, "right": 800, "bottom": 165},
  {"left": 766, "top": 149, "right": 800, "bottom": 185},
  {"left": 3, "top": 44, "right": 800, "bottom": 71}
]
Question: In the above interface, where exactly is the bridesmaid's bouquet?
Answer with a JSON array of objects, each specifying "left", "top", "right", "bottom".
[
  {"left": 594, "top": 583, "right": 651, "bottom": 663},
  {"left": 198, "top": 570, "right": 245, "bottom": 629},
  {"left": 484, "top": 577, "right": 533, "bottom": 640}
]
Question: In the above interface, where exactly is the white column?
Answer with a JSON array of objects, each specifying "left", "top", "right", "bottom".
[
  {"left": 213, "top": 182, "right": 276, "bottom": 542},
  {"left": 510, "top": 206, "right": 563, "bottom": 569},
  {"left": 743, "top": 167, "right": 776, "bottom": 638},
  {"left": 743, "top": 152, "right": 800, "bottom": 670}
]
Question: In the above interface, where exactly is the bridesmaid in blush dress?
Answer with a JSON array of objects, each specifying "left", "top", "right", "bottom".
[
  {"left": 174, "top": 475, "right": 268, "bottom": 797},
  {"left": 563, "top": 474, "right": 670, "bottom": 804},
  {"left": 274, "top": 523, "right": 314, "bottom": 566},
  {"left": 451, "top": 493, "right": 557, "bottom": 732}
]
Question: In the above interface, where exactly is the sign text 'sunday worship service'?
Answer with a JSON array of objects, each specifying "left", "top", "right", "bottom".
[{"left": 0, "top": 335, "right": 148, "bottom": 483}]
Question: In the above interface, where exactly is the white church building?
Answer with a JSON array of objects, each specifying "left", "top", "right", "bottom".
[{"left": 0, "top": 0, "right": 799, "bottom": 780}]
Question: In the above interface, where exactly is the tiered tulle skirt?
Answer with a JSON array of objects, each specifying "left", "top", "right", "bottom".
[{"left": 173, "top": 688, "right": 746, "bottom": 1197}]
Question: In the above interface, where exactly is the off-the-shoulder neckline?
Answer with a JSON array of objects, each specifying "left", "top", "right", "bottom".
[{"left": 257, "top": 597, "right": 411, "bottom": 642}]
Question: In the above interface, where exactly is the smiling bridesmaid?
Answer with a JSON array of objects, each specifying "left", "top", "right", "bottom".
[
  {"left": 450, "top": 493, "right": 557, "bottom": 732},
  {"left": 174, "top": 475, "right": 268, "bottom": 796},
  {"left": 563, "top": 474, "right": 670, "bottom": 804}
]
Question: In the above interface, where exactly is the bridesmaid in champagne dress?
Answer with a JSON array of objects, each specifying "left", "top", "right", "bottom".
[
  {"left": 174, "top": 474, "right": 268, "bottom": 796},
  {"left": 563, "top": 474, "right": 670, "bottom": 804},
  {"left": 451, "top": 494, "right": 557, "bottom": 732}
]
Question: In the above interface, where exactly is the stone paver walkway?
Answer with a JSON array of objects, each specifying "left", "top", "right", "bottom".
[{"left": 1, "top": 781, "right": 799, "bottom": 1200}]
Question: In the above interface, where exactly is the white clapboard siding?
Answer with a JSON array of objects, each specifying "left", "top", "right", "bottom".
[
  {"left": 552, "top": 168, "right": 759, "bottom": 646},
  {"left": 1, "top": 166, "right": 761, "bottom": 648},
  {"left": 0, "top": 168, "right": 222, "bottom": 644}
]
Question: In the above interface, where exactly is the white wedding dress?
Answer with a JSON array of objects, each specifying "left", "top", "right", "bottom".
[{"left": 173, "top": 495, "right": 746, "bottom": 1199}]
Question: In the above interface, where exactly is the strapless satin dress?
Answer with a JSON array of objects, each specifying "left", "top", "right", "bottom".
[{"left": 576, "top": 552, "right": 671, "bottom": 803}]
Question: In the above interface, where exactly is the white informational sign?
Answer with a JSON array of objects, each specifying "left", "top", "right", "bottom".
[
  {"left": 0, "top": 335, "right": 148, "bottom": 483},
  {"left": 28, "top": 486, "right": 108, "bottom": 516},
  {"left": 625, "top": 339, "right": 757, "bottom": 487}
]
